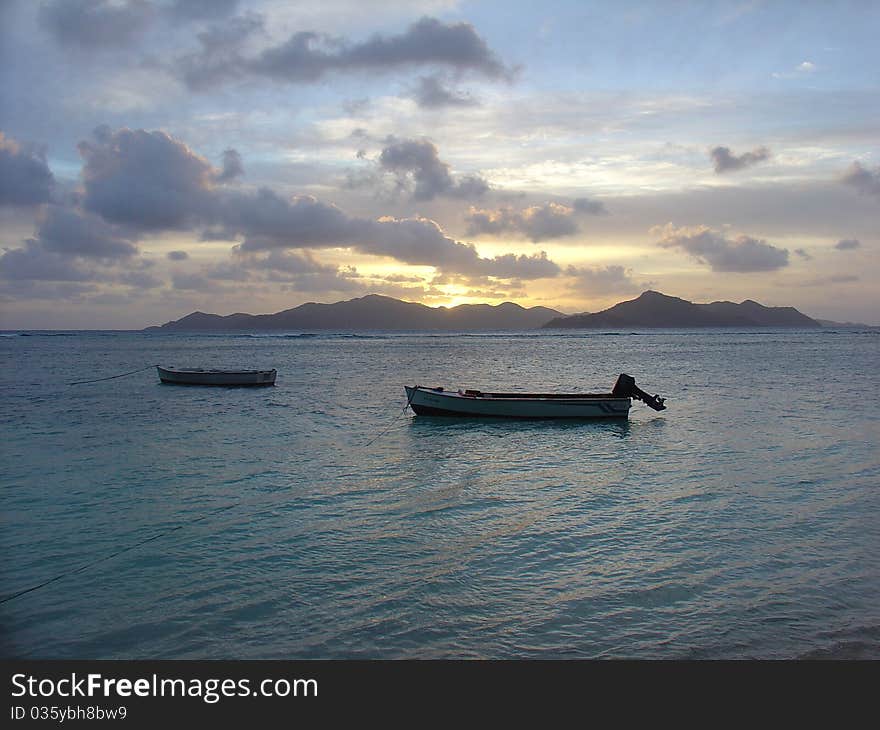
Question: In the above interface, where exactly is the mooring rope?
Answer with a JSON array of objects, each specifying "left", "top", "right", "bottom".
[
  {"left": 0, "top": 503, "right": 238, "bottom": 606},
  {"left": 360, "top": 384, "right": 418, "bottom": 449},
  {"left": 69, "top": 364, "right": 155, "bottom": 385},
  {"left": 0, "top": 387, "right": 419, "bottom": 605}
]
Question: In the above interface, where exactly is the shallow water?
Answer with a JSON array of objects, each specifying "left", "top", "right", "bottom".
[{"left": 1, "top": 328, "right": 878, "bottom": 658}]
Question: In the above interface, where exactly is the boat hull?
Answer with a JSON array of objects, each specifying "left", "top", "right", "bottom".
[
  {"left": 157, "top": 367, "right": 276, "bottom": 386},
  {"left": 405, "top": 386, "right": 631, "bottom": 419}
]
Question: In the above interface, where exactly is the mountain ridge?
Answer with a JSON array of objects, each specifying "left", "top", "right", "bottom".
[
  {"left": 145, "top": 294, "right": 564, "bottom": 331},
  {"left": 145, "top": 291, "right": 823, "bottom": 331},
  {"left": 542, "top": 290, "right": 821, "bottom": 328}
]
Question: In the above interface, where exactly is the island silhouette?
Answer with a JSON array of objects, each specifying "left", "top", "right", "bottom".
[{"left": 146, "top": 291, "right": 821, "bottom": 331}]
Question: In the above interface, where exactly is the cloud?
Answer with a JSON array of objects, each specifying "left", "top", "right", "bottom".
[
  {"left": 178, "top": 15, "right": 513, "bottom": 90},
  {"left": 0, "top": 279, "right": 99, "bottom": 302},
  {"left": 572, "top": 197, "right": 608, "bottom": 215},
  {"left": 250, "top": 16, "right": 512, "bottom": 82},
  {"left": 802, "top": 274, "right": 860, "bottom": 286},
  {"left": 275, "top": 270, "right": 366, "bottom": 293},
  {"left": 235, "top": 249, "right": 339, "bottom": 277},
  {"left": 167, "top": 250, "right": 189, "bottom": 260},
  {"left": 220, "top": 190, "right": 359, "bottom": 248},
  {"left": 176, "top": 12, "right": 265, "bottom": 90},
  {"left": 794, "top": 248, "right": 812, "bottom": 260},
  {"left": 565, "top": 264, "right": 645, "bottom": 296},
  {"left": 117, "top": 269, "right": 162, "bottom": 288},
  {"left": 479, "top": 251, "right": 560, "bottom": 279},
  {"left": 0, "top": 241, "right": 95, "bottom": 282},
  {"left": 834, "top": 238, "right": 861, "bottom": 250},
  {"left": 378, "top": 138, "right": 489, "bottom": 200},
  {"left": 171, "top": 272, "right": 226, "bottom": 292},
  {"left": 409, "top": 75, "right": 479, "bottom": 109},
  {"left": 36, "top": 205, "right": 138, "bottom": 258},
  {"left": 217, "top": 192, "right": 554, "bottom": 279},
  {"left": 0, "top": 201, "right": 153, "bottom": 296},
  {"left": 78, "top": 126, "right": 217, "bottom": 229},
  {"left": 38, "top": 0, "right": 155, "bottom": 49},
  {"left": 220, "top": 250, "right": 372, "bottom": 293},
  {"left": 0, "top": 132, "right": 55, "bottom": 206},
  {"left": 216, "top": 148, "right": 244, "bottom": 183},
  {"left": 70, "top": 126, "right": 559, "bottom": 281},
  {"left": 166, "top": 0, "right": 239, "bottom": 21},
  {"left": 772, "top": 60, "right": 817, "bottom": 79},
  {"left": 840, "top": 162, "right": 880, "bottom": 198},
  {"left": 709, "top": 145, "right": 771, "bottom": 173},
  {"left": 653, "top": 223, "right": 789, "bottom": 272},
  {"left": 466, "top": 203, "right": 579, "bottom": 242}
]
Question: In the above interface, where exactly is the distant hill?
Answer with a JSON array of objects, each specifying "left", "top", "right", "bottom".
[
  {"left": 146, "top": 294, "right": 564, "bottom": 332},
  {"left": 542, "top": 291, "right": 821, "bottom": 328}
]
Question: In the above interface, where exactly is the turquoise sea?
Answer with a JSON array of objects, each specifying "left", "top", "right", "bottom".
[{"left": 1, "top": 328, "right": 878, "bottom": 659}]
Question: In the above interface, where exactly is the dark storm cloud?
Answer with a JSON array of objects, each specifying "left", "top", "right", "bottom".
[
  {"left": 78, "top": 126, "right": 216, "bottom": 230},
  {"left": 216, "top": 148, "right": 244, "bottom": 183},
  {"left": 0, "top": 132, "right": 55, "bottom": 207},
  {"left": 409, "top": 76, "right": 478, "bottom": 109},
  {"left": 378, "top": 138, "right": 489, "bottom": 201},
  {"left": 709, "top": 145, "right": 771, "bottom": 173},
  {"left": 565, "top": 265, "right": 644, "bottom": 296},
  {"left": 177, "top": 16, "right": 512, "bottom": 89},
  {"left": 654, "top": 224, "right": 789, "bottom": 272},
  {"left": 37, "top": 205, "right": 138, "bottom": 258},
  {"left": 465, "top": 203, "right": 579, "bottom": 242},
  {"left": 840, "top": 162, "right": 880, "bottom": 198},
  {"left": 834, "top": 238, "right": 861, "bottom": 250},
  {"left": 38, "top": 0, "right": 155, "bottom": 49}
]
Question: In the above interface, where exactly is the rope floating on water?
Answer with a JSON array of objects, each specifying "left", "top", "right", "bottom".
[
  {"left": 0, "top": 504, "right": 238, "bottom": 606},
  {"left": 69, "top": 365, "right": 156, "bottom": 385},
  {"left": 360, "top": 384, "right": 418, "bottom": 449},
  {"left": 1, "top": 379, "right": 415, "bottom": 604}
]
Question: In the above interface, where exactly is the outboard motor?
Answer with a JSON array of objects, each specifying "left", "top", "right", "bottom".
[{"left": 612, "top": 373, "right": 667, "bottom": 411}]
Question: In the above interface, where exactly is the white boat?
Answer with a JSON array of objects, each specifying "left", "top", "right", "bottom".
[
  {"left": 157, "top": 366, "right": 276, "bottom": 386},
  {"left": 405, "top": 374, "right": 665, "bottom": 419}
]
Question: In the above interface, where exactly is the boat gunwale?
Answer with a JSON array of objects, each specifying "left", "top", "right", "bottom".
[
  {"left": 409, "top": 386, "right": 629, "bottom": 402},
  {"left": 158, "top": 366, "right": 277, "bottom": 375}
]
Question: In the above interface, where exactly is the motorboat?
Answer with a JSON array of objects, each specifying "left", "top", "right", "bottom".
[{"left": 405, "top": 373, "right": 665, "bottom": 419}]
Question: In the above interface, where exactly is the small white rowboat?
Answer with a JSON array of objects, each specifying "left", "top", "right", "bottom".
[
  {"left": 157, "top": 366, "right": 276, "bottom": 386},
  {"left": 405, "top": 374, "right": 665, "bottom": 419}
]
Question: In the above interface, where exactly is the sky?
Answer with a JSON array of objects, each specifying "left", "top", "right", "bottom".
[{"left": 0, "top": 0, "right": 878, "bottom": 328}]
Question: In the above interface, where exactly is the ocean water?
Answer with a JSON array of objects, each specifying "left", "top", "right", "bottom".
[{"left": 1, "top": 328, "right": 878, "bottom": 659}]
